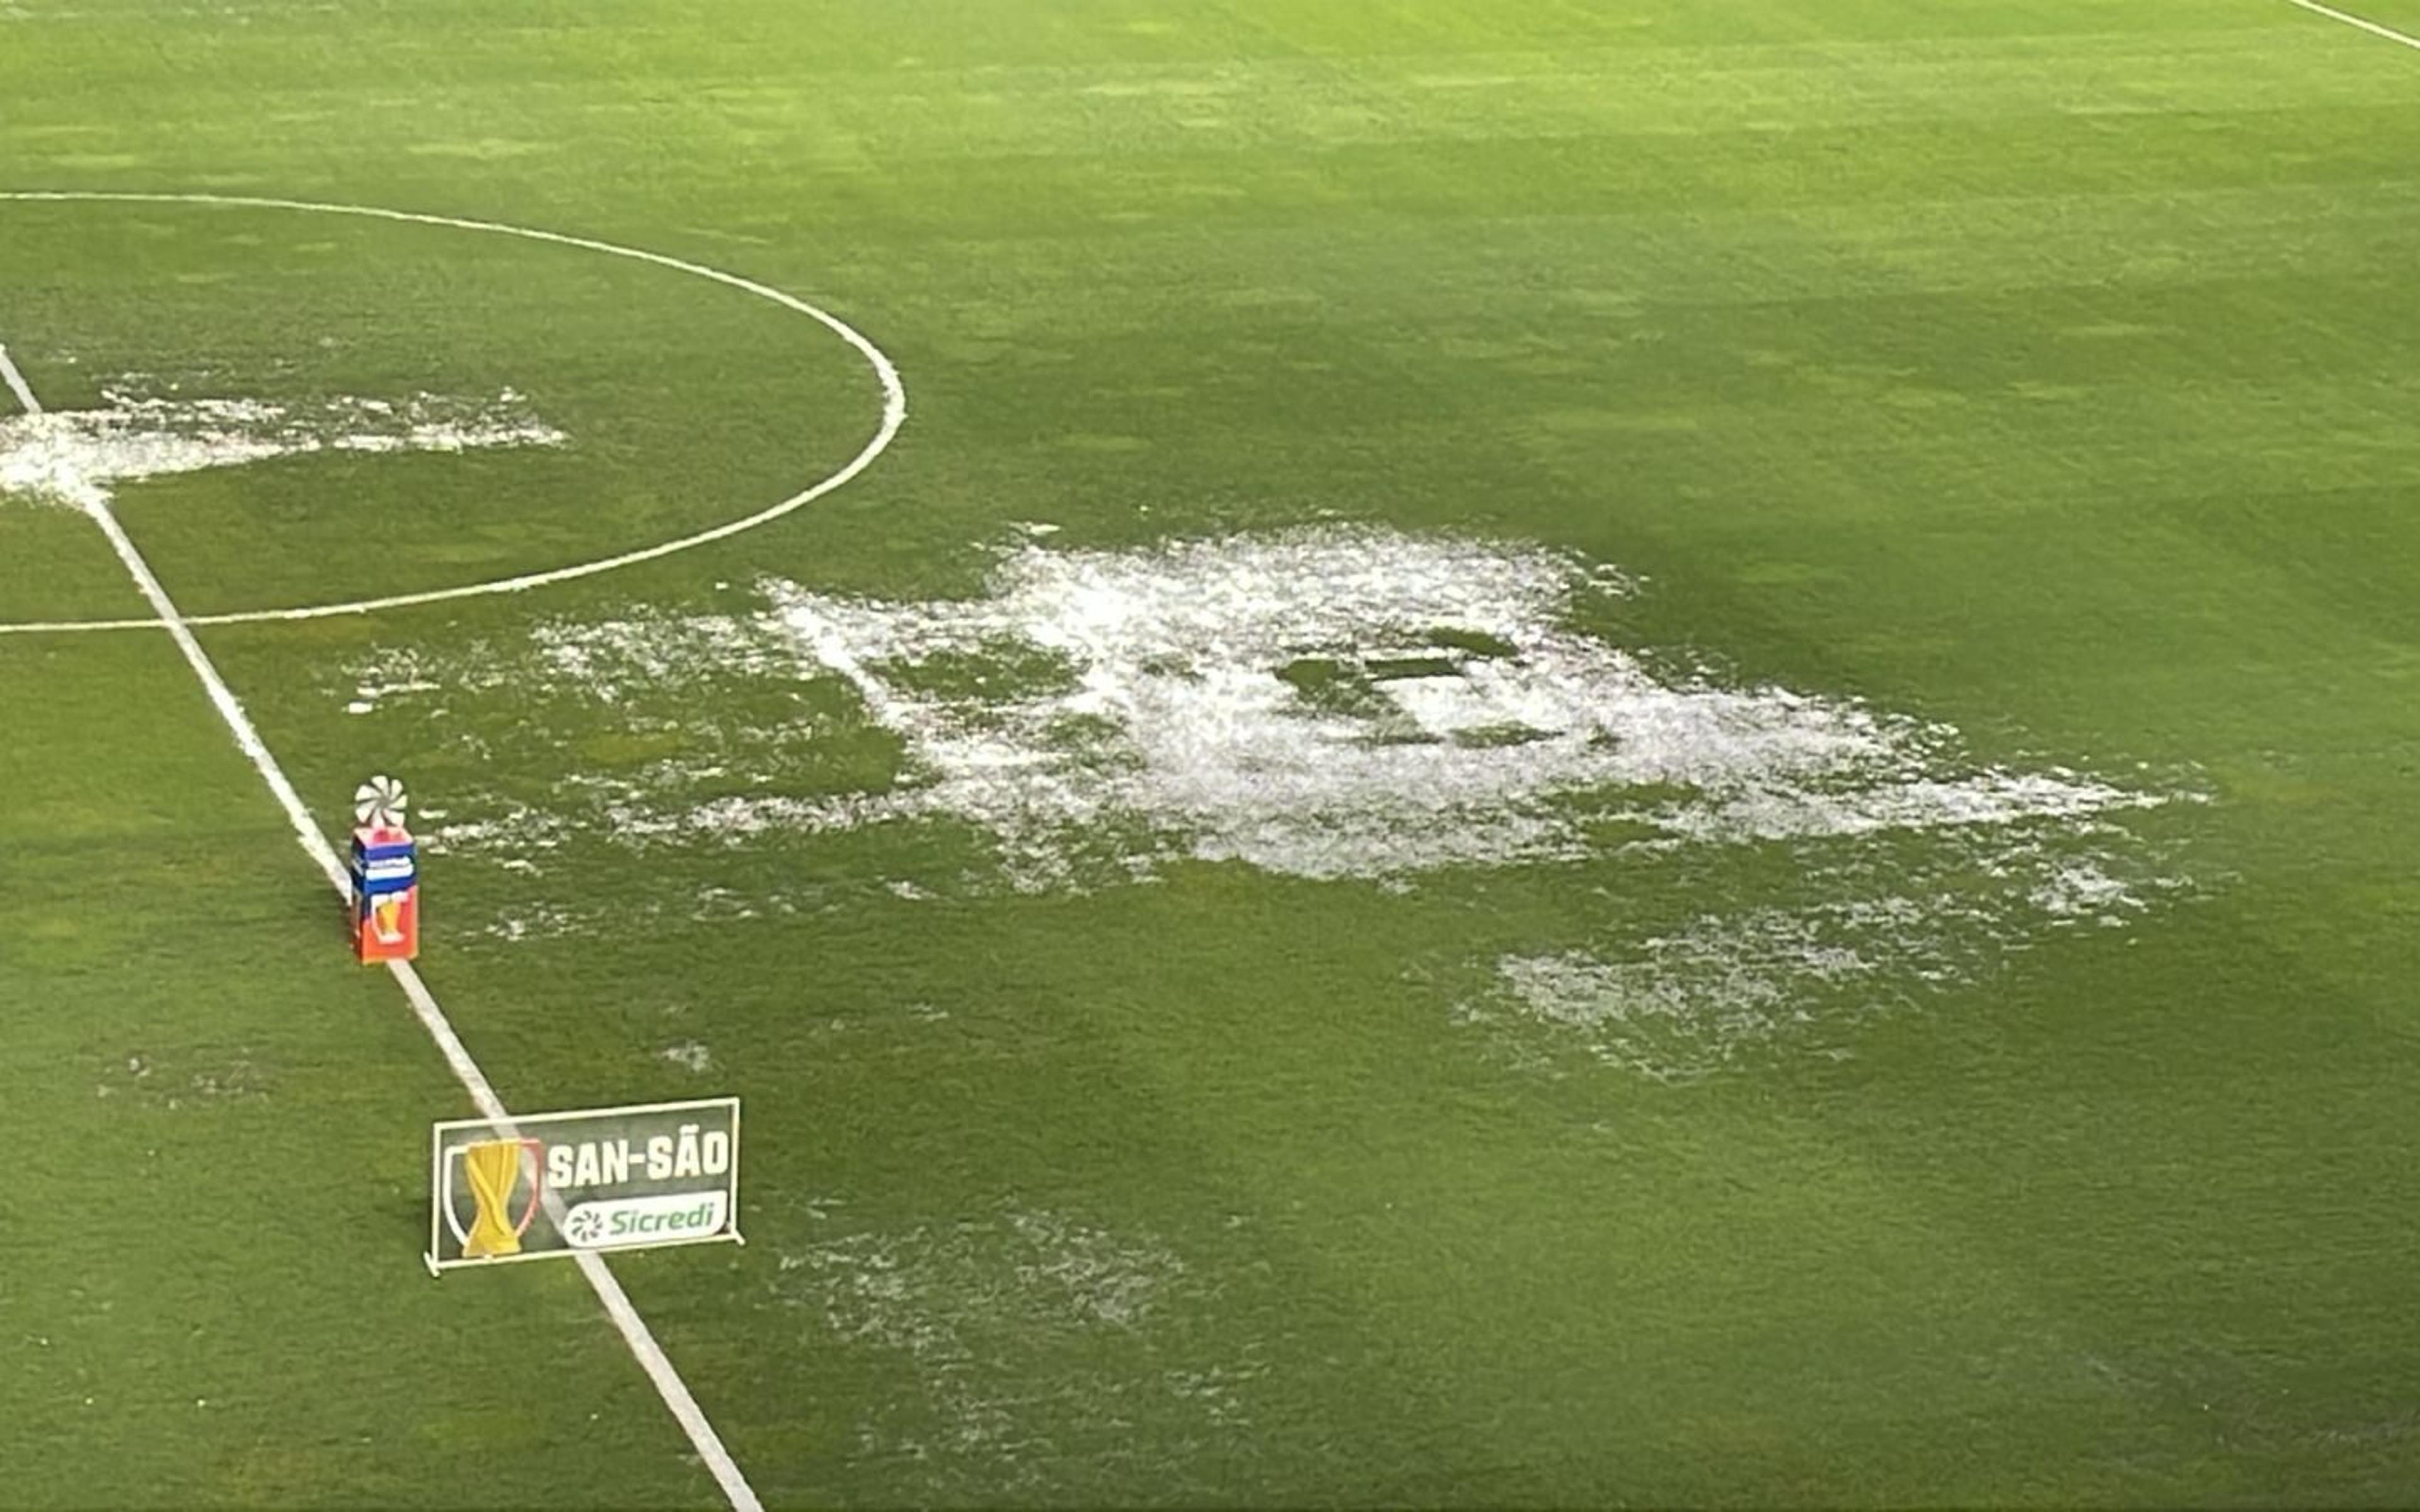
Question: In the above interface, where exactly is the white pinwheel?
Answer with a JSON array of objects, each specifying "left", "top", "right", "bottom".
[{"left": 354, "top": 774, "right": 409, "bottom": 829}]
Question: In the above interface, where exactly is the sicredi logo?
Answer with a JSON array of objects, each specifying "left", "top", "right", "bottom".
[{"left": 559, "top": 1191, "right": 730, "bottom": 1250}]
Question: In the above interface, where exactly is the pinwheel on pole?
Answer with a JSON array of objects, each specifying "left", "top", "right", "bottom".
[
  {"left": 348, "top": 775, "right": 422, "bottom": 964},
  {"left": 355, "top": 774, "right": 408, "bottom": 831}
]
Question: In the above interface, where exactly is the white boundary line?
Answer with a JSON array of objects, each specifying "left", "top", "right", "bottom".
[
  {"left": 2280, "top": 0, "right": 2420, "bottom": 50},
  {"left": 0, "top": 343, "right": 40, "bottom": 415},
  {"left": 5, "top": 352, "right": 767, "bottom": 1510},
  {"left": 0, "top": 190, "right": 907, "bottom": 635}
]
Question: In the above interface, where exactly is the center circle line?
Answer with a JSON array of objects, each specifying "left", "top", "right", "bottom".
[{"left": 0, "top": 190, "right": 908, "bottom": 635}]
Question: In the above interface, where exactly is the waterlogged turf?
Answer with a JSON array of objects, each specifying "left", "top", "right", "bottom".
[{"left": 6, "top": 0, "right": 2420, "bottom": 1506}]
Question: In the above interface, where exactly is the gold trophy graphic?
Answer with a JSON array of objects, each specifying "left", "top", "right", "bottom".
[{"left": 443, "top": 1138, "right": 544, "bottom": 1260}]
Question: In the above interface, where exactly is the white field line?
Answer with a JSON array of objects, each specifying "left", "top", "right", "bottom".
[
  {"left": 0, "top": 343, "right": 40, "bottom": 415},
  {"left": 0, "top": 190, "right": 907, "bottom": 636},
  {"left": 2280, "top": 0, "right": 2420, "bottom": 50},
  {"left": 24, "top": 354, "right": 764, "bottom": 1512}
]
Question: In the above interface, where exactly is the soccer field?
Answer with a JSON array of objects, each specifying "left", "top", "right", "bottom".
[{"left": 6, "top": 0, "right": 2420, "bottom": 1504}]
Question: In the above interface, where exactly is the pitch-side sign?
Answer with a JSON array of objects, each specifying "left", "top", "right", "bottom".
[{"left": 427, "top": 1097, "right": 742, "bottom": 1273}]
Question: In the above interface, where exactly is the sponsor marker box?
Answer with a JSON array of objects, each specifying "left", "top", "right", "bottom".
[
  {"left": 427, "top": 1097, "right": 742, "bottom": 1273},
  {"left": 349, "top": 825, "right": 420, "bottom": 965}
]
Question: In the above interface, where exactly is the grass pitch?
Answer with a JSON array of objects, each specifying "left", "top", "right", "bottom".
[{"left": 6, "top": 0, "right": 2420, "bottom": 1505}]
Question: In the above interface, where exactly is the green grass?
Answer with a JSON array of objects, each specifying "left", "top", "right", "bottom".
[{"left": 7, "top": 0, "right": 2420, "bottom": 1505}]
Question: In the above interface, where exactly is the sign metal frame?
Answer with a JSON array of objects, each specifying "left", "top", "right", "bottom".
[{"left": 425, "top": 1096, "right": 744, "bottom": 1275}]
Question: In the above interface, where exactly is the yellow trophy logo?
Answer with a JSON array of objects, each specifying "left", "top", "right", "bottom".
[{"left": 446, "top": 1138, "right": 544, "bottom": 1260}]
